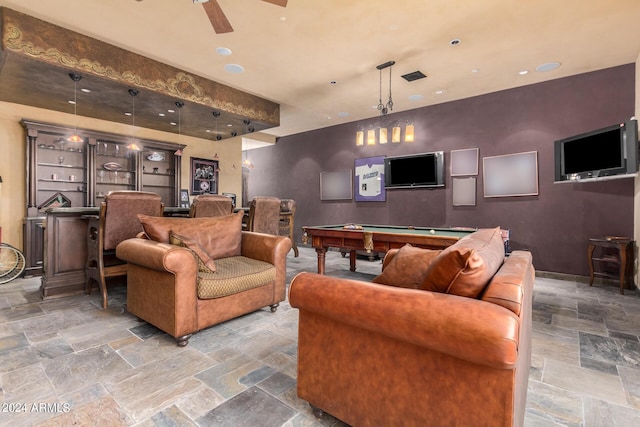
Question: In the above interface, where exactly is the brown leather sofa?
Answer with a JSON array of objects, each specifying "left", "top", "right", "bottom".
[
  {"left": 116, "top": 211, "right": 292, "bottom": 346},
  {"left": 289, "top": 228, "right": 533, "bottom": 427}
]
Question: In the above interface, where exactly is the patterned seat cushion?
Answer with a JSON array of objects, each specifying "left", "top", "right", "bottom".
[{"left": 197, "top": 256, "right": 276, "bottom": 299}]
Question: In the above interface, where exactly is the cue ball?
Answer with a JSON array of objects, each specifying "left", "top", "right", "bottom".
[{"left": 430, "top": 229, "right": 435, "bottom": 234}]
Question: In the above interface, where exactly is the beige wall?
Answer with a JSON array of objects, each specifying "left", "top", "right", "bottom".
[{"left": 0, "top": 101, "right": 243, "bottom": 250}]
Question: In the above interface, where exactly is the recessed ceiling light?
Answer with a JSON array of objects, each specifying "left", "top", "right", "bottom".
[
  {"left": 471, "top": 68, "right": 480, "bottom": 73},
  {"left": 81, "top": 88, "right": 91, "bottom": 93},
  {"left": 450, "top": 38, "right": 461, "bottom": 46},
  {"left": 224, "top": 64, "right": 244, "bottom": 74},
  {"left": 227, "top": 123, "right": 233, "bottom": 127},
  {"left": 216, "top": 47, "right": 232, "bottom": 56},
  {"left": 279, "top": 16, "right": 286, "bottom": 22},
  {"left": 408, "top": 94, "right": 424, "bottom": 101},
  {"left": 170, "top": 122, "right": 177, "bottom": 126},
  {"left": 536, "top": 62, "right": 561, "bottom": 72},
  {"left": 518, "top": 70, "right": 529, "bottom": 75},
  {"left": 67, "top": 100, "right": 76, "bottom": 104},
  {"left": 167, "top": 109, "right": 175, "bottom": 113},
  {"left": 124, "top": 112, "right": 132, "bottom": 116},
  {"left": 434, "top": 90, "right": 445, "bottom": 95},
  {"left": 158, "top": 113, "right": 165, "bottom": 117}
]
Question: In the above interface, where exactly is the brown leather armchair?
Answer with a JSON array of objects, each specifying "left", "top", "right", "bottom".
[
  {"left": 116, "top": 225, "right": 291, "bottom": 346},
  {"left": 189, "top": 194, "right": 234, "bottom": 217},
  {"left": 85, "top": 191, "right": 163, "bottom": 309}
]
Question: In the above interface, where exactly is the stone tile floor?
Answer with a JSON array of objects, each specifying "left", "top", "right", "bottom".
[{"left": 1, "top": 246, "right": 640, "bottom": 426}]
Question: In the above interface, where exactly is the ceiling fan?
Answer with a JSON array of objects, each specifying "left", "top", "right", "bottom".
[{"left": 194, "top": 0, "right": 288, "bottom": 34}]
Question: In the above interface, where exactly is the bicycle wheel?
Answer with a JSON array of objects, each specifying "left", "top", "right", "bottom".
[{"left": 0, "top": 243, "right": 26, "bottom": 284}]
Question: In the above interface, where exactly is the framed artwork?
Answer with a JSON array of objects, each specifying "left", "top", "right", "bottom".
[
  {"left": 180, "top": 189, "right": 190, "bottom": 208},
  {"left": 452, "top": 177, "right": 476, "bottom": 206},
  {"left": 38, "top": 192, "right": 71, "bottom": 212},
  {"left": 451, "top": 148, "right": 479, "bottom": 176},
  {"left": 354, "top": 156, "right": 385, "bottom": 202},
  {"left": 320, "top": 170, "right": 352, "bottom": 201},
  {"left": 483, "top": 151, "right": 538, "bottom": 197},
  {"left": 190, "top": 157, "right": 218, "bottom": 195}
]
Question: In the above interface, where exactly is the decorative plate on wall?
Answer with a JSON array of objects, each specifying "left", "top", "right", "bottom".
[{"left": 146, "top": 152, "right": 165, "bottom": 162}]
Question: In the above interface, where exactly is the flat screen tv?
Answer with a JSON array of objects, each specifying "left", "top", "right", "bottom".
[
  {"left": 554, "top": 120, "right": 638, "bottom": 182},
  {"left": 384, "top": 151, "right": 445, "bottom": 189}
]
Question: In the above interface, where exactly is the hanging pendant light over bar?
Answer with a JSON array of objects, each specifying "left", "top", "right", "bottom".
[
  {"left": 67, "top": 73, "right": 83, "bottom": 143},
  {"left": 127, "top": 88, "right": 142, "bottom": 151},
  {"left": 173, "top": 100, "right": 185, "bottom": 154}
]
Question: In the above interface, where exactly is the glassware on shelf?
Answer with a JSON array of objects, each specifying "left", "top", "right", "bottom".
[
  {"left": 115, "top": 145, "right": 120, "bottom": 157},
  {"left": 58, "top": 156, "right": 64, "bottom": 165},
  {"left": 124, "top": 172, "right": 131, "bottom": 183},
  {"left": 97, "top": 170, "right": 105, "bottom": 183},
  {"left": 103, "top": 142, "right": 108, "bottom": 155}
]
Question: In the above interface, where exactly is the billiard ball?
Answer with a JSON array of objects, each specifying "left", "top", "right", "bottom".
[{"left": 430, "top": 229, "right": 435, "bottom": 234}]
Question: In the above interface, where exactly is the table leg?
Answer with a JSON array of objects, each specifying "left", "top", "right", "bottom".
[
  {"left": 316, "top": 247, "right": 327, "bottom": 275},
  {"left": 349, "top": 250, "right": 357, "bottom": 272},
  {"left": 618, "top": 242, "right": 626, "bottom": 295},
  {"left": 587, "top": 243, "right": 596, "bottom": 286}
]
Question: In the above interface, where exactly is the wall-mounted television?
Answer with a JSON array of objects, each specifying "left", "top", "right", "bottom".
[
  {"left": 384, "top": 151, "right": 445, "bottom": 189},
  {"left": 554, "top": 119, "right": 638, "bottom": 182}
]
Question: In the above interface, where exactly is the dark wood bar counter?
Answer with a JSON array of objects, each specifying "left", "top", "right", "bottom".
[{"left": 40, "top": 207, "right": 188, "bottom": 299}]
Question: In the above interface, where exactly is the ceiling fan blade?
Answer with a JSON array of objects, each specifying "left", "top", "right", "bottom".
[
  {"left": 202, "top": 0, "right": 233, "bottom": 34},
  {"left": 262, "top": 0, "right": 288, "bottom": 7}
]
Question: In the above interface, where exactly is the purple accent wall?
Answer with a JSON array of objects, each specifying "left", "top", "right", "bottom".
[{"left": 247, "top": 65, "right": 636, "bottom": 276}]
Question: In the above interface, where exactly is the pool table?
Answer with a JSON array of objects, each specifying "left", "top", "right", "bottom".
[{"left": 301, "top": 224, "right": 476, "bottom": 274}]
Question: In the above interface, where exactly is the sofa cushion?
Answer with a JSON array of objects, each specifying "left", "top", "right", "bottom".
[
  {"left": 197, "top": 256, "right": 276, "bottom": 299},
  {"left": 138, "top": 211, "right": 243, "bottom": 263},
  {"left": 420, "top": 227, "right": 505, "bottom": 298},
  {"left": 170, "top": 233, "right": 216, "bottom": 272},
  {"left": 372, "top": 244, "right": 442, "bottom": 289}
]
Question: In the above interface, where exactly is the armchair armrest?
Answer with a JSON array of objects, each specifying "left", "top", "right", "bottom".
[
  {"left": 116, "top": 238, "right": 197, "bottom": 275},
  {"left": 289, "top": 272, "right": 520, "bottom": 369},
  {"left": 241, "top": 231, "right": 292, "bottom": 264}
]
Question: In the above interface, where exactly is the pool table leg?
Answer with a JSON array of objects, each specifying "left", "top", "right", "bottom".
[
  {"left": 315, "top": 247, "right": 327, "bottom": 275},
  {"left": 349, "top": 250, "right": 357, "bottom": 272}
]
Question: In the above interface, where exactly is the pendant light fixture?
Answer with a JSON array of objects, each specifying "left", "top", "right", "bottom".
[
  {"left": 127, "top": 89, "right": 141, "bottom": 151},
  {"left": 376, "top": 60, "right": 395, "bottom": 116},
  {"left": 174, "top": 101, "right": 184, "bottom": 156},
  {"left": 67, "top": 73, "right": 83, "bottom": 143},
  {"left": 212, "top": 111, "right": 222, "bottom": 140}
]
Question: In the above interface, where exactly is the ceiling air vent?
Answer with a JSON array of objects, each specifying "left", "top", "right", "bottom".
[{"left": 401, "top": 71, "right": 427, "bottom": 82}]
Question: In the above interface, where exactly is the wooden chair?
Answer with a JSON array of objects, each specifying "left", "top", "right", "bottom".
[
  {"left": 189, "top": 194, "right": 233, "bottom": 217},
  {"left": 246, "top": 196, "right": 281, "bottom": 235},
  {"left": 85, "top": 191, "right": 163, "bottom": 308}
]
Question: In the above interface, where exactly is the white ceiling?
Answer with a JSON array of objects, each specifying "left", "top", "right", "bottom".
[{"left": 1, "top": 0, "right": 640, "bottom": 140}]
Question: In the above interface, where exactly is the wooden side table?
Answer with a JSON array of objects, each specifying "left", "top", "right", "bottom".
[{"left": 588, "top": 237, "right": 635, "bottom": 294}]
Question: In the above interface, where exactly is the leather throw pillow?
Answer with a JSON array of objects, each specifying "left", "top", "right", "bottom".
[
  {"left": 138, "top": 211, "right": 243, "bottom": 262},
  {"left": 420, "top": 227, "right": 505, "bottom": 298},
  {"left": 373, "top": 244, "right": 442, "bottom": 289}
]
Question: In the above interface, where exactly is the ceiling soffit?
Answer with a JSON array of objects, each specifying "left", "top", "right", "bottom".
[{"left": 0, "top": 7, "right": 279, "bottom": 140}]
